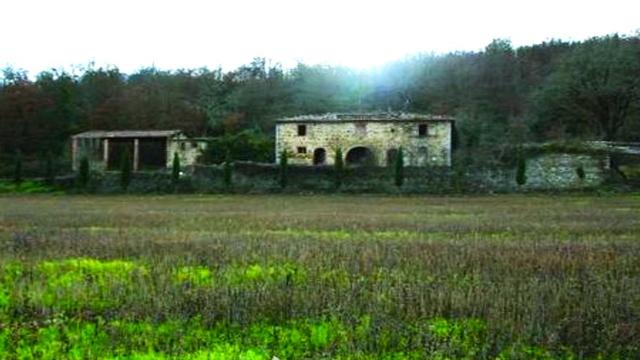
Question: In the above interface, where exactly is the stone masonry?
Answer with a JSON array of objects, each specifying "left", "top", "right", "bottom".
[{"left": 275, "top": 113, "right": 454, "bottom": 167}]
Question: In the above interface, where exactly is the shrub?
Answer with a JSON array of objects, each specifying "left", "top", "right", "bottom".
[
  {"left": 201, "top": 130, "right": 274, "bottom": 164},
  {"left": 516, "top": 157, "right": 527, "bottom": 186},
  {"left": 394, "top": 147, "right": 404, "bottom": 187},
  {"left": 279, "top": 150, "right": 288, "bottom": 189},
  {"left": 44, "top": 154, "right": 55, "bottom": 185},
  {"left": 223, "top": 152, "right": 233, "bottom": 188},
  {"left": 13, "top": 150, "right": 22, "bottom": 184},
  {"left": 78, "top": 156, "right": 90, "bottom": 188},
  {"left": 172, "top": 152, "right": 180, "bottom": 190},
  {"left": 120, "top": 151, "right": 132, "bottom": 191},
  {"left": 334, "top": 148, "right": 344, "bottom": 189},
  {"left": 576, "top": 165, "right": 585, "bottom": 180}
]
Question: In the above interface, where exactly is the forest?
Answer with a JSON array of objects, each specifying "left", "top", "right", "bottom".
[{"left": 1, "top": 34, "right": 639, "bottom": 168}]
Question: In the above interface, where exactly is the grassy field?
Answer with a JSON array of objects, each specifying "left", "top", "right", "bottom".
[{"left": 1, "top": 194, "right": 639, "bottom": 359}]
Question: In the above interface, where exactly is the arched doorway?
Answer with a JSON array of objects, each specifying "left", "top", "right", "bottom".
[
  {"left": 313, "top": 148, "right": 326, "bottom": 165},
  {"left": 386, "top": 148, "right": 398, "bottom": 167},
  {"left": 346, "top": 146, "right": 375, "bottom": 166}
]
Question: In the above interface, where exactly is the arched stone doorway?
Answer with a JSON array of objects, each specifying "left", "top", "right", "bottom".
[
  {"left": 313, "top": 148, "right": 326, "bottom": 165},
  {"left": 345, "top": 146, "right": 375, "bottom": 166}
]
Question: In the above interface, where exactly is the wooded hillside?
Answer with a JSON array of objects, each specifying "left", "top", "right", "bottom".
[{"left": 1, "top": 34, "right": 638, "bottom": 164}]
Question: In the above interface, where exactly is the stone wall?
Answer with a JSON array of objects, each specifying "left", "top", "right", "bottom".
[
  {"left": 275, "top": 120, "right": 452, "bottom": 167},
  {"left": 166, "top": 135, "right": 206, "bottom": 168},
  {"left": 523, "top": 153, "right": 609, "bottom": 190}
]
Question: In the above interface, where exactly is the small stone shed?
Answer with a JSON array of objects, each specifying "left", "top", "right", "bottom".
[
  {"left": 275, "top": 112, "right": 454, "bottom": 167},
  {"left": 71, "top": 130, "right": 206, "bottom": 171}
]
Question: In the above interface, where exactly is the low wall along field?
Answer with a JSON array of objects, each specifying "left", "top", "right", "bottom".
[{"left": 1, "top": 194, "right": 639, "bottom": 358}]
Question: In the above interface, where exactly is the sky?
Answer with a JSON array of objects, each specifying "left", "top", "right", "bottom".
[{"left": 2, "top": 0, "right": 639, "bottom": 76}]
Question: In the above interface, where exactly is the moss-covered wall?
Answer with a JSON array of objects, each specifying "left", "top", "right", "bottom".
[{"left": 275, "top": 121, "right": 452, "bottom": 167}]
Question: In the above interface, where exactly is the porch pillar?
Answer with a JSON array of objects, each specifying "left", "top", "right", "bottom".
[
  {"left": 72, "top": 137, "right": 79, "bottom": 171},
  {"left": 103, "top": 139, "right": 109, "bottom": 164},
  {"left": 133, "top": 138, "right": 139, "bottom": 171}
]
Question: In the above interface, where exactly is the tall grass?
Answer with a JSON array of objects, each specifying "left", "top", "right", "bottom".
[{"left": 0, "top": 194, "right": 639, "bottom": 358}]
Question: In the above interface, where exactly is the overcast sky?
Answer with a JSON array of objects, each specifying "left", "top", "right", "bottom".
[{"left": 2, "top": 0, "right": 639, "bottom": 76}]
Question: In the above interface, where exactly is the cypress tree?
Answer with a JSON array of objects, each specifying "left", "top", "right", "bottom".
[
  {"left": 13, "top": 150, "right": 23, "bottom": 184},
  {"left": 279, "top": 150, "right": 288, "bottom": 189},
  {"left": 120, "top": 151, "right": 132, "bottom": 191},
  {"left": 334, "top": 148, "right": 344, "bottom": 190},
  {"left": 172, "top": 152, "right": 180, "bottom": 189},
  {"left": 44, "top": 153, "right": 55, "bottom": 185},
  {"left": 394, "top": 147, "right": 404, "bottom": 187},
  {"left": 223, "top": 152, "right": 233, "bottom": 189},
  {"left": 78, "top": 156, "right": 90, "bottom": 188},
  {"left": 516, "top": 157, "right": 527, "bottom": 186},
  {"left": 576, "top": 165, "right": 585, "bottom": 180}
]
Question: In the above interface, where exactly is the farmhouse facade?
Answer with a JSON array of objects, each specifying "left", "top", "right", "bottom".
[
  {"left": 71, "top": 130, "right": 206, "bottom": 171},
  {"left": 275, "top": 113, "right": 454, "bottom": 167}
]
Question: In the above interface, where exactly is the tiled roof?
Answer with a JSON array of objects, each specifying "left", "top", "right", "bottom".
[
  {"left": 277, "top": 112, "right": 455, "bottom": 123},
  {"left": 72, "top": 130, "right": 182, "bottom": 138}
]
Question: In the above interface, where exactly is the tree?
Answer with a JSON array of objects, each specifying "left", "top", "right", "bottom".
[
  {"left": 279, "top": 150, "right": 288, "bottom": 189},
  {"left": 120, "top": 151, "right": 132, "bottom": 191},
  {"left": 535, "top": 35, "right": 640, "bottom": 140},
  {"left": 333, "top": 148, "right": 344, "bottom": 189},
  {"left": 172, "top": 152, "right": 181, "bottom": 189},
  {"left": 394, "top": 147, "right": 404, "bottom": 187},
  {"left": 44, "top": 153, "right": 55, "bottom": 185},
  {"left": 78, "top": 156, "right": 90, "bottom": 188},
  {"left": 223, "top": 152, "right": 233, "bottom": 189},
  {"left": 13, "top": 150, "right": 22, "bottom": 184},
  {"left": 516, "top": 157, "right": 527, "bottom": 186}
]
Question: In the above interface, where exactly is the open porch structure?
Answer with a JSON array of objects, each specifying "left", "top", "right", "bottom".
[{"left": 71, "top": 130, "right": 203, "bottom": 171}]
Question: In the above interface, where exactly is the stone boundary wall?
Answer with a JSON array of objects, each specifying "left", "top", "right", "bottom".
[{"left": 56, "top": 152, "right": 612, "bottom": 194}]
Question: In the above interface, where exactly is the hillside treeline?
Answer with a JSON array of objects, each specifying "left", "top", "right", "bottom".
[{"left": 1, "top": 34, "right": 639, "bottom": 164}]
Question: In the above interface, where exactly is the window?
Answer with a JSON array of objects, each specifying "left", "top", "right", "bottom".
[
  {"left": 180, "top": 142, "right": 186, "bottom": 151},
  {"left": 297, "top": 146, "right": 307, "bottom": 154},
  {"left": 418, "top": 124, "right": 428, "bottom": 137},
  {"left": 297, "top": 124, "right": 307, "bottom": 136}
]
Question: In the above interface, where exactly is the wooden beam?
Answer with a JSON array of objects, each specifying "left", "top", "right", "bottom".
[{"left": 133, "top": 138, "right": 139, "bottom": 171}]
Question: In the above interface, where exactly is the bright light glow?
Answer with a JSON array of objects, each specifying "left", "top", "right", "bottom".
[{"left": 1, "top": 0, "right": 639, "bottom": 75}]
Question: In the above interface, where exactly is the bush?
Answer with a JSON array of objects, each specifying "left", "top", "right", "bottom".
[
  {"left": 576, "top": 165, "right": 586, "bottom": 180},
  {"left": 78, "top": 156, "right": 90, "bottom": 188},
  {"left": 223, "top": 153, "right": 233, "bottom": 188},
  {"left": 394, "top": 147, "right": 404, "bottom": 187},
  {"left": 172, "top": 152, "right": 180, "bottom": 190},
  {"left": 516, "top": 157, "right": 527, "bottom": 186},
  {"left": 120, "top": 151, "right": 132, "bottom": 191},
  {"left": 44, "top": 154, "right": 55, "bottom": 185},
  {"left": 13, "top": 151, "right": 22, "bottom": 184},
  {"left": 279, "top": 150, "right": 288, "bottom": 189},
  {"left": 334, "top": 148, "right": 344, "bottom": 190},
  {"left": 202, "top": 130, "right": 274, "bottom": 164}
]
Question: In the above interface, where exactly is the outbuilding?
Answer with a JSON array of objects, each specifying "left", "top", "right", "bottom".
[{"left": 71, "top": 130, "right": 205, "bottom": 171}]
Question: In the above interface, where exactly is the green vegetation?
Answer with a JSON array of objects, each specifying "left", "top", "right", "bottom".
[
  {"left": 78, "top": 156, "right": 90, "bottom": 188},
  {"left": 2, "top": 35, "right": 639, "bottom": 169},
  {"left": 394, "top": 147, "right": 404, "bottom": 187},
  {"left": 120, "top": 151, "right": 132, "bottom": 191},
  {"left": 516, "top": 157, "right": 527, "bottom": 186},
  {"left": 576, "top": 165, "right": 586, "bottom": 180},
  {"left": 334, "top": 148, "right": 344, "bottom": 189},
  {"left": 172, "top": 152, "right": 180, "bottom": 189},
  {"left": 223, "top": 153, "right": 233, "bottom": 188},
  {"left": 0, "top": 194, "right": 639, "bottom": 358},
  {"left": 13, "top": 150, "right": 22, "bottom": 184},
  {"left": 279, "top": 150, "right": 288, "bottom": 189},
  {"left": 44, "top": 153, "right": 55, "bottom": 185}
]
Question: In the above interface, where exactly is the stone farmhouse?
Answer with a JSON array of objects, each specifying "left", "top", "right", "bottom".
[
  {"left": 71, "top": 130, "right": 206, "bottom": 171},
  {"left": 275, "top": 113, "right": 454, "bottom": 167}
]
